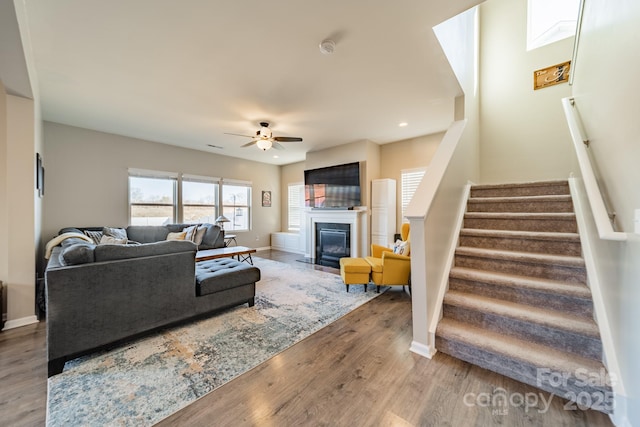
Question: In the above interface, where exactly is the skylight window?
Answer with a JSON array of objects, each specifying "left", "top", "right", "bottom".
[{"left": 527, "top": 0, "right": 580, "bottom": 51}]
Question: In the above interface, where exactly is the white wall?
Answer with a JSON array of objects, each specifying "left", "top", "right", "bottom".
[
  {"left": 409, "top": 6, "right": 480, "bottom": 357},
  {"left": 570, "top": 0, "right": 640, "bottom": 424},
  {"left": 479, "top": 0, "right": 575, "bottom": 183},
  {"left": 43, "top": 122, "right": 281, "bottom": 249}
]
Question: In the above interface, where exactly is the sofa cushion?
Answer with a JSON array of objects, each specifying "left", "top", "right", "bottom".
[
  {"left": 196, "top": 258, "right": 261, "bottom": 296},
  {"left": 59, "top": 241, "right": 96, "bottom": 265},
  {"left": 94, "top": 240, "right": 197, "bottom": 262},
  {"left": 100, "top": 235, "right": 128, "bottom": 245},
  {"left": 125, "top": 226, "right": 170, "bottom": 243},
  {"left": 199, "top": 225, "right": 225, "bottom": 249}
]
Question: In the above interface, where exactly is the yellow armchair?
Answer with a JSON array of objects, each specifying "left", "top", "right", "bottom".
[{"left": 365, "top": 223, "right": 411, "bottom": 293}]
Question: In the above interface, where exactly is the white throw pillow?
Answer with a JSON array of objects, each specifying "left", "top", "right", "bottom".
[
  {"left": 393, "top": 240, "right": 410, "bottom": 256},
  {"left": 99, "top": 235, "right": 127, "bottom": 245}
]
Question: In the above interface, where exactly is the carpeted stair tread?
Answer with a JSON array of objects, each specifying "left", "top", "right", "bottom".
[
  {"left": 459, "top": 228, "right": 580, "bottom": 243},
  {"left": 436, "top": 318, "right": 605, "bottom": 376},
  {"left": 449, "top": 266, "right": 591, "bottom": 299},
  {"left": 470, "top": 181, "right": 570, "bottom": 197},
  {"left": 468, "top": 194, "right": 572, "bottom": 203},
  {"left": 443, "top": 290, "right": 599, "bottom": 338},
  {"left": 464, "top": 212, "right": 576, "bottom": 220},
  {"left": 455, "top": 246, "right": 585, "bottom": 268}
]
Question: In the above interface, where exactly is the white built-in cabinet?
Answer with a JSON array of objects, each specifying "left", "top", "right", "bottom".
[
  {"left": 271, "top": 232, "right": 304, "bottom": 254},
  {"left": 371, "top": 178, "right": 396, "bottom": 248}
]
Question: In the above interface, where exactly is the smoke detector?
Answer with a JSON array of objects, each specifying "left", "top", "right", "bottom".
[{"left": 319, "top": 39, "right": 336, "bottom": 55}]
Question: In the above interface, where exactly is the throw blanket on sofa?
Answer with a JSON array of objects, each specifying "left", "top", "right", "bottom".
[{"left": 45, "top": 232, "right": 94, "bottom": 259}]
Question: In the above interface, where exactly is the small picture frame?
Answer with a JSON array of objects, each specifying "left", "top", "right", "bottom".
[
  {"left": 262, "top": 191, "right": 271, "bottom": 207},
  {"left": 534, "top": 61, "right": 571, "bottom": 90}
]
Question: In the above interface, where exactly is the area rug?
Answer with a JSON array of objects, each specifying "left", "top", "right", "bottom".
[{"left": 46, "top": 257, "right": 383, "bottom": 426}]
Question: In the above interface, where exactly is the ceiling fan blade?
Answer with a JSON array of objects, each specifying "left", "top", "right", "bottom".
[
  {"left": 224, "top": 132, "right": 255, "bottom": 138},
  {"left": 241, "top": 140, "right": 257, "bottom": 148},
  {"left": 272, "top": 141, "right": 285, "bottom": 150},
  {"left": 274, "top": 136, "right": 303, "bottom": 142}
]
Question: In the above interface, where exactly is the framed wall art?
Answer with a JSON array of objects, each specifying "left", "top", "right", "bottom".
[{"left": 262, "top": 191, "right": 271, "bottom": 207}]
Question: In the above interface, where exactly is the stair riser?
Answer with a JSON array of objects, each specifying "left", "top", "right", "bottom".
[
  {"left": 442, "top": 304, "right": 602, "bottom": 360},
  {"left": 435, "top": 336, "right": 613, "bottom": 414},
  {"left": 454, "top": 255, "right": 586, "bottom": 283},
  {"left": 470, "top": 184, "right": 570, "bottom": 198},
  {"left": 448, "top": 277, "right": 594, "bottom": 319},
  {"left": 467, "top": 200, "right": 574, "bottom": 213},
  {"left": 459, "top": 235, "right": 582, "bottom": 256},
  {"left": 463, "top": 217, "right": 577, "bottom": 233}
]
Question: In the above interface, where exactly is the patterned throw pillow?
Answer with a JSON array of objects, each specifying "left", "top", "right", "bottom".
[
  {"left": 182, "top": 225, "right": 207, "bottom": 245},
  {"left": 84, "top": 230, "right": 103, "bottom": 245},
  {"left": 99, "top": 235, "right": 128, "bottom": 245},
  {"left": 102, "top": 227, "right": 128, "bottom": 240},
  {"left": 393, "top": 240, "right": 410, "bottom": 256}
]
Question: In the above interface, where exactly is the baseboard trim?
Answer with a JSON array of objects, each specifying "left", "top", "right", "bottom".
[
  {"left": 609, "top": 392, "right": 631, "bottom": 427},
  {"left": 2, "top": 315, "right": 39, "bottom": 331},
  {"left": 410, "top": 340, "right": 437, "bottom": 359}
]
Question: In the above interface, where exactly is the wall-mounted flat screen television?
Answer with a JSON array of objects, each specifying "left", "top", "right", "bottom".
[{"left": 304, "top": 162, "right": 361, "bottom": 208}]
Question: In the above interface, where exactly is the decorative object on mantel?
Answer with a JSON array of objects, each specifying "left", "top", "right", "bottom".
[
  {"left": 46, "top": 257, "right": 386, "bottom": 426},
  {"left": 215, "top": 215, "right": 230, "bottom": 230},
  {"left": 534, "top": 60, "right": 571, "bottom": 90},
  {"left": 262, "top": 191, "right": 271, "bottom": 207}
]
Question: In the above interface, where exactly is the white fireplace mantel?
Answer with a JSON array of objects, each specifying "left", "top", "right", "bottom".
[{"left": 303, "top": 208, "right": 368, "bottom": 259}]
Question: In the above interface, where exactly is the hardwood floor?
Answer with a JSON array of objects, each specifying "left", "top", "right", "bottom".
[{"left": 0, "top": 250, "right": 613, "bottom": 426}]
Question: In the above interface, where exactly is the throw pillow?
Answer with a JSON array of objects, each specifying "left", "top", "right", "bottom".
[
  {"left": 84, "top": 230, "right": 103, "bottom": 245},
  {"left": 166, "top": 231, "right": 187, "bottom": 241},
  {"left": 99, "top": 235, "right": 128, "bottom": 245},
  {"left": 103, "top": 226, "right": 128, "bottom": 240},
  {"left": 193, "top": 226, "right": 206, "bottom": 245},
  {"left": 393, "top": 240, "right": 410, "bottom": 256},
  {"left": 183, "top": 225, "right": 198, "bottom": 241}
]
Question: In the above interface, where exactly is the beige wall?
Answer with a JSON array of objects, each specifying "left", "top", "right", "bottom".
[
  {"left": 479, "top": 0, "right": 575, "bottom": 183},
  {"left": 43, "top": 122, "right": 281, "bottom": 249},
  {"left": 380, "top": 132, "right": 445, "bottom": 229},
  {"left": 279, "top": 161, "right": 304, "bottom": 231},
  {"left": 570, "top": 0, "right": 640, "bottom": 423},
  {"left": 0, "top": 81, "right": 7, "bottom": 319},
  {"left": 3, "top": 95, "right": 37, "bottom": 326}
]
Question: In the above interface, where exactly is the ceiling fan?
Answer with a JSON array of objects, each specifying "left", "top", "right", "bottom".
[{"left": 225, "top": 122, "right": 303, "bottom": 151}]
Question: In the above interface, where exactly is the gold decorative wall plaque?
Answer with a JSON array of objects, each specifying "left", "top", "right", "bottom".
[{"left": 534, "top": 61, "right": 571, "bottom": 90}]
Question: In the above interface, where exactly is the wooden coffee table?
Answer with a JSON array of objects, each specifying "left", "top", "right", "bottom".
[{"left": 196, "top": 245, "right": 257, "bottom": 265}]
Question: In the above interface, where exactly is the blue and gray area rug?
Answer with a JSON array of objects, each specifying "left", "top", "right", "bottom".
[{"left": 47, "top": 257, "right": 383, "bottom": 426}]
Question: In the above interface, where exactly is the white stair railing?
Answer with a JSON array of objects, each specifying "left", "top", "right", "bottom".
[{"left": 561, "top": 97, "right": 627, "bottom": 241}]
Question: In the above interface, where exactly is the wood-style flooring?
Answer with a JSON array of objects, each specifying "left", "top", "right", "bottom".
[{"left": 0, "top": 250, "right": 613, "bottom": 426}]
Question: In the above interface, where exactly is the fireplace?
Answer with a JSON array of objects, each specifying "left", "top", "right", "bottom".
[{"left": 315, "top": 222, "right": 350, "bottom": 268}]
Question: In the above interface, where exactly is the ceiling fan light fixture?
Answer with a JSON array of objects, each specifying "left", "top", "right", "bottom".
[{"left": 256, "top": 139, "right": 272, "bottom": 151}]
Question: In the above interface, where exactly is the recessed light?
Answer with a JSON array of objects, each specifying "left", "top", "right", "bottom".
[
  {"left": 273, "top": 155, "right": 279, "bottom": 159},
  {"left": 398, "top": 122, "right": 408, "bottom": 127}
]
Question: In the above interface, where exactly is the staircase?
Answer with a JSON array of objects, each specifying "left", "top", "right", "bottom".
[{"left": 436, "top": 181, "right": 613, "bottom": 412}]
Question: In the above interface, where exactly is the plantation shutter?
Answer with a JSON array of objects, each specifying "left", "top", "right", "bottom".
[{"left": 401, "top": 168, "right": 426, "bottom": 221}]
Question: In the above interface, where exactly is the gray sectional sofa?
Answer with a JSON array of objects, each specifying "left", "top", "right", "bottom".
[{"left": 45, "top": 223, "right": 260, "bottom": 377}]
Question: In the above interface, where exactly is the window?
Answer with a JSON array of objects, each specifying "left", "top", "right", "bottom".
[
  {"left": 128, "top": 170, "right": 252, "bottom": 230},
  {"left": 182, "top": 175, "right": 218, "bottom": 224},
  {"left": 222, "top": 181, "right": 251, "bottom": 231},
  {"left": 527, "top": 0, "right": 580, "bottom": 51},
  {"left": 129, "top": 171, "right": 178, "bottom": 225},
  {"left": 401, "top": 168, "right": 426, "bottom": 221},
  {"left": 288, "top": 183, "right": 303, "bottom": 231}
]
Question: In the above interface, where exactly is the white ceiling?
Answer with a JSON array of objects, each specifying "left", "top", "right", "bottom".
[{"left": 19, "top": 0, "right": 483, "bottom": 165}]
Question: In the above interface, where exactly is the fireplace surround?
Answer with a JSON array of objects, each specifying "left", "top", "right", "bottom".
[{"left": 304, "top": 208, "right": 367, "bottom": 262}]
